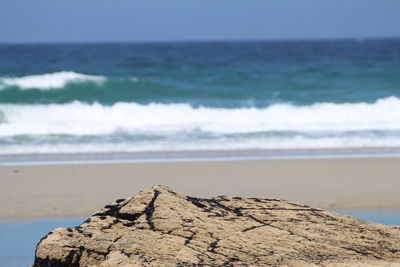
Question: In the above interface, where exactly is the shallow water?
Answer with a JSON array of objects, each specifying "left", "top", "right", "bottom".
[
  {"left": 0, "top": 211, "right": 399, "bottom": 267},
  {"left": 0, "top": 218, "right": 83, "bottom": 267},
  {"left": 336, "top": 210, "right": 400, "bottom": 225}
]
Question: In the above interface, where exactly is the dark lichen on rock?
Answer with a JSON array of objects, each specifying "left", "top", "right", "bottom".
[{"left": 34, "top": 185, "right": 400, "bottom": 266}]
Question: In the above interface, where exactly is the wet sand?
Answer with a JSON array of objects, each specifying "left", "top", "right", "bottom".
[{"left": 1, "top": 157, "right": 400, "bottom": 219}]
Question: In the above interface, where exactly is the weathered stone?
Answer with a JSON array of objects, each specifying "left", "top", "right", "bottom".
[{"left": 34, "top": 185, "right": 400, "bottom": 266}]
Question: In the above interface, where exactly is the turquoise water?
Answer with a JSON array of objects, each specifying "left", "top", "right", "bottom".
[
  {"left": 0, "top": 211, "right": 399, "bottom": 267},
  {"left": 0, "top": 39, "right": 400, "bottom": 155}
]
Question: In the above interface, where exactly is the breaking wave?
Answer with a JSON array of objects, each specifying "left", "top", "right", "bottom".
[
  {"left": 0, "top": 71, "right": 105, "bottom": 90},
  {"left": 1, "top": 96, "right": 400, "bottom": 154},
  {"left": 1, "top": 97, "right": 400, "bottom": 136}
]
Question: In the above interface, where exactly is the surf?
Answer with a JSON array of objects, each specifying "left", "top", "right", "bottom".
[
  {"left": 0, "top": 71, "right": 105, "bottom": 90},
  {"left": 1, "top": 97, "right": 400, "bottom": 136}
]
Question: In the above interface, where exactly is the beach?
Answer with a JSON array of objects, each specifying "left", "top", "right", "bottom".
[
  {"left": 1, "top": 39, "right": 400, "bottom": 265},
  {"left": 1, "top": 156, "right": 400, "bottom": 219},
  {"left": 1, "top": 41, "right": 400, "bottom": 221}
]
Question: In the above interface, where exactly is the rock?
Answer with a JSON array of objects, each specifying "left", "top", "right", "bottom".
[{"left": 34, "top": 185, "right": 400, "bottom": 266}]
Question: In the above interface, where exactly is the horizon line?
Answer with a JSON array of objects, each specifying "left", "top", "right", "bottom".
[{"left": 1, "top": 36, "right": 399, "bottom": 46}]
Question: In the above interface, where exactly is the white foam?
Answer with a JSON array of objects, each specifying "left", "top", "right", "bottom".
[
  {"left": 1, "top": 97, "right": 400, "bottom": 153},
  {"left": 1, "top": 97, "right": 400, "bottom": 136},
  {"left": 0, "top": 71, "right": 105, "bottom": 90},
  {"left": 1, "top": 135, "right": 400, "bottom": 155}
]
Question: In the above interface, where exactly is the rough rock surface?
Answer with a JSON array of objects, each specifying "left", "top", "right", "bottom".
[{"left": 34, "top": 186, "right": 400, "bottom": 266}]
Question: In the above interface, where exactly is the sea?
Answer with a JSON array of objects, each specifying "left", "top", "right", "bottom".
[
  {"left": 0, "top": 39, "right": 400, "bottom": 161},
  {"left": 2, "top": 39, "right": 400, "bottom": 266}
]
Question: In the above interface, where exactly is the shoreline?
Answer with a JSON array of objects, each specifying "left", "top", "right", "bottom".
[
  {"left": 2, "top": 146, "right": 400, "bottom": 166},
  {"left": 1, "top": 156, "right": 400, "bottom": 219}
]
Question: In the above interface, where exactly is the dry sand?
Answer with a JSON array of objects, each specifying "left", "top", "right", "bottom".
[{"left": 1, "top": 157, "right": 400, "bottom": 219}]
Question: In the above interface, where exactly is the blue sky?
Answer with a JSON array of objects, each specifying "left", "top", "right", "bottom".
[{"left": 1, "top": 0, "right": 400, "bottom": 43}]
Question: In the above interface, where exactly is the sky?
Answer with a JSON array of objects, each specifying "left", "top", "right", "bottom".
[{"left": 1, "top": 0, "right": 400, "bottom": 43}]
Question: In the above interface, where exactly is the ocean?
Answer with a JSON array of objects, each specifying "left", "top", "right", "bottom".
[{"left": 1, "top": 39, "right": 400, "bottom": 158}]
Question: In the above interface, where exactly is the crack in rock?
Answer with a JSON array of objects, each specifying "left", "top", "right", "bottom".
[{"left": 34, "top": 185, "right": 400, "bottom": 267}]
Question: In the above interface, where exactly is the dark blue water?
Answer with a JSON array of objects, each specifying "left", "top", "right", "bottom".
[
  {"left": 1, "top": 40, "right": 400, "bottom": 106},
  {"left": 1, "top": 39, "right": 400, "bottom": 155},
  {"left": 0, "top": 211, "right": 399, "bottom": 267}
]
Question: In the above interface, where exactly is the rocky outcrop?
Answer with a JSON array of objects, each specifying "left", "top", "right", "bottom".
[{"left": 34, "top": 185, "right": 400, "bottom": 266}]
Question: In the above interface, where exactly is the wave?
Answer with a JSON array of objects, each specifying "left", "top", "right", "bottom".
[
  {"left": 2, "top": 135, "right": 400, "bottom": 155},
  {"left": 0, "top": 71, "right": 105, "bottom": 90},
  {"left": 0, "top": 75, "right": 188, "bottom": 105},
  {"left": 1, "top": 97, "right": 400, "bottom": 136}
]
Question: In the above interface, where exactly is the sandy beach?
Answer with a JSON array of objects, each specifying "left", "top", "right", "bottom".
[{"left": 1, "top": 156, "right": 400, "bottom": 219}]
